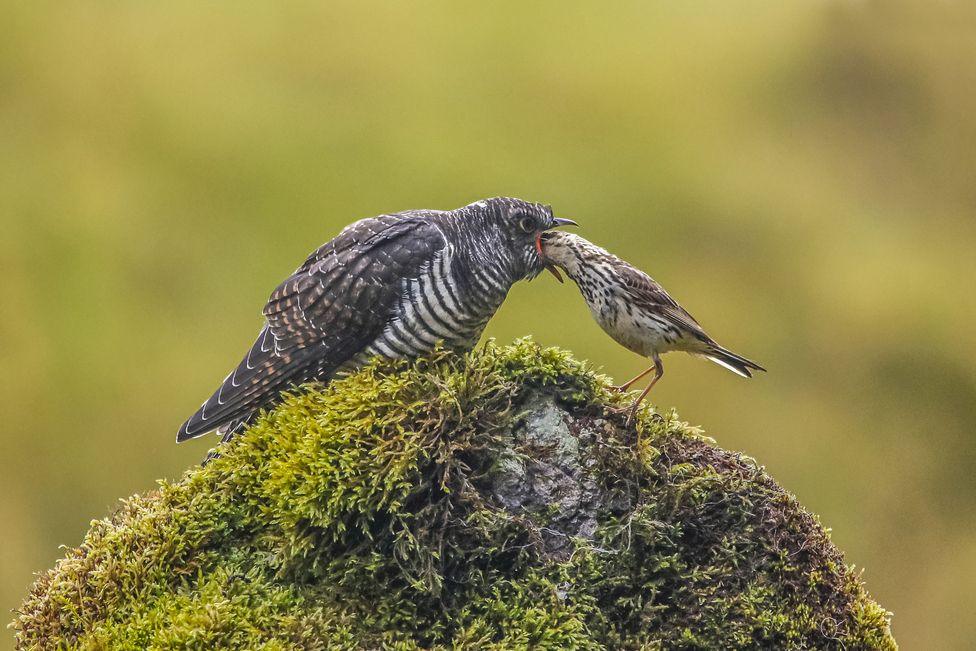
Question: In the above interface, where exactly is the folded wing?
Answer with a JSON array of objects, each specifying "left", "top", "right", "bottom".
[{"left": 177, "top": 213, "right": 446, "bottom": 441}]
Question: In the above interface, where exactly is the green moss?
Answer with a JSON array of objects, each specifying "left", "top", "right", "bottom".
[{"left": 13, "top": 339, "right": 896, "bottom": 650}]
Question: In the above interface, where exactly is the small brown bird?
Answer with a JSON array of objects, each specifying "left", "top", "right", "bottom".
[{"left": 539, "top": 231, "right": 764, "bottom": 422}]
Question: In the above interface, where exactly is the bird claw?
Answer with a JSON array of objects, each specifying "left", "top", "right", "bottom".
[
  {"left": 607, "top": 403, "right": 641, "bottom": 427},
  {"left": 625, "top": 406, "right": 640, "bottom": 427}
]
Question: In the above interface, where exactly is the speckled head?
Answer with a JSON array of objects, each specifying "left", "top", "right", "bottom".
[{"left": 538, "top": 231, "right": 614, "bottom": 282}]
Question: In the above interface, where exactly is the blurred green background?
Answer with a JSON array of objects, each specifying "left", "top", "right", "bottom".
[{"left": 2, "top": 1, "right": 974, "bottom": 648}]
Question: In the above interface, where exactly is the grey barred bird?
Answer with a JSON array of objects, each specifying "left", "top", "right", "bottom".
[
  {"left": 178, "top": 197, "right": 576, "bottom": 444},
  {"left": 539, "top": 231, "right": 764, "bottom": 422}
]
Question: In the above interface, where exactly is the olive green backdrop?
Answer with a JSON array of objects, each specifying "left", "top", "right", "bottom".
[{"left": 2, "top": 2, "right": 974, "bottom": 649}]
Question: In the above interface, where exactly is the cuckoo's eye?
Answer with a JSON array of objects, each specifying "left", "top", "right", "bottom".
[{"left": 518, "top": 214, "right": 539, "bottom": 233}]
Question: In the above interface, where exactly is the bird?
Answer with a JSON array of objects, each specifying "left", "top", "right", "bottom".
[
  {"left": 539, "top": 231, "right": 764, "bottom": 423},
  {"left": 178, "top": 197, "right": 577, "bottom": 445}
]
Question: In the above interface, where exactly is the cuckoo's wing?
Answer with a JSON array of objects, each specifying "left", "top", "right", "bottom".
[
  {"left": 177, "top": 213, "right": 446, "bottom": 441},
  {"left": 616, "top": 264, "right": 714, "bottom": 344}
]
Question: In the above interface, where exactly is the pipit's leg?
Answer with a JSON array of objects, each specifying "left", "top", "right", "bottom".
[
  {"left": 627, "top": 354, "right": 664, "bottom": 425},
  {"left": 614, "top": 365, "right": 656, "bottom": 392}
]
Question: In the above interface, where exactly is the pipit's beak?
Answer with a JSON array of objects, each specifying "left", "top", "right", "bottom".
[
  {"left": 545, "top": 264, "right": 564, "bottom": 283},
  {"left": 535, "top": 220, "right": 575, "bottom": 283}
]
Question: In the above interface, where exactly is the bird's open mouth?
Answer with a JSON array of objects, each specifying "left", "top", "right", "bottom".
[
  {"left": 535, "top": 218, "right": 577, "bottom": 283},
  {"left": 535, "top": 235, "right": 564, "bottom": 282},
  {"left": 534, "top": 233, "right": 547, "bottom": 257}
]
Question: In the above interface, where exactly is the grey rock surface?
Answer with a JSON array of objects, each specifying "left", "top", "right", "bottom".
[{"left": 486, "top": 391, "right": 626, "bottom": 559}]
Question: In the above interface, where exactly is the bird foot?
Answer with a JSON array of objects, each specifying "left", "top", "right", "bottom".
[
  {"left": 607, "top": 403, "right": 641, "bottom": 426},
  {"left": 626, "top": 406, "right": 641, "bottom": 427}
]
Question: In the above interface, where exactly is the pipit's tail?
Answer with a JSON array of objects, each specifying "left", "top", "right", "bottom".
[{"left": 703, "top": 345, "right": 766, "bottom": 379}]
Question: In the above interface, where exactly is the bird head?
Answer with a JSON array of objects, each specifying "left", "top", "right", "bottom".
[
  {"left": 460, "top": 197, "right": 577, "bottom": 281},
  {"left": 537, "top": 230, "right": 593, "bottom": 282}
]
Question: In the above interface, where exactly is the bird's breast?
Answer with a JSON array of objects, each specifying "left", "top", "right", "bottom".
[
  {"left": 363, "top": 249, "right": 507, "bottom": 360},
  {"left": 576, "top": 275, "right": 679, "bottom": 358}
]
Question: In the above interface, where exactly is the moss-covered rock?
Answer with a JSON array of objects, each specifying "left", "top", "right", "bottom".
[{"left": 13, "top": 340, "right": 896, "bottom": 650}]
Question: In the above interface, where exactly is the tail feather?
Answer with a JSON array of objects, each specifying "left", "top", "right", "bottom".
[
  {"left": 703, "top": 345, "right": 766, "bottom": 379},
  {"left": 176, "top": 325, "right": 323, "bottom": 443}
]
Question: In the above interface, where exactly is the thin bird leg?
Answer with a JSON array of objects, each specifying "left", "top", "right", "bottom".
[
  {"left": 627, "top": 355, "right": 664, "bottom": 425},
  {"left": 615, "top": 365, "right": 656, "bottom": 392}
]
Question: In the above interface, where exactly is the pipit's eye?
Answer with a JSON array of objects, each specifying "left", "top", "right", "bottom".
[{"left": 518, "top": 215, "right": 537, "bottom": 233}]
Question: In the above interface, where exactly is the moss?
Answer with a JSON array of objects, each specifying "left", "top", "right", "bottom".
[{"left": 12, "top": 339, "right": 896, "bottom": 650}]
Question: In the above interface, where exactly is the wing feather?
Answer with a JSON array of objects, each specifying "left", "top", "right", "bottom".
[
  {"left": 177, "top": 213, "right": 446, "bottom": 442},
  {"left": 616, "top": 265, "right": 713, "bottom": 344}
]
